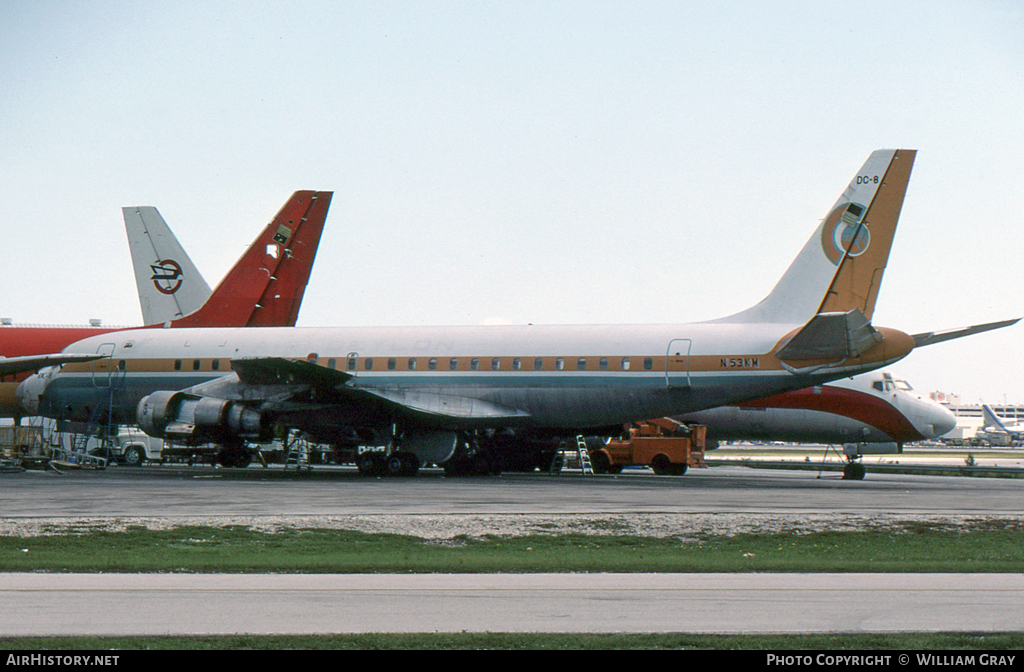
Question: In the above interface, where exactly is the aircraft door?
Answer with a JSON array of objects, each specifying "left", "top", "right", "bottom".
[
  {"left": 666, "top": 339, "right": 691, "bottom": 388},
  {"left": 91, "top": 343, "right": 116, "bottom": 388}
]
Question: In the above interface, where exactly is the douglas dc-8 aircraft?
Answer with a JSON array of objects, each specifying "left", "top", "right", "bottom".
[{"left": 19, "top": 149, "right": 1001, "bottom": 474}]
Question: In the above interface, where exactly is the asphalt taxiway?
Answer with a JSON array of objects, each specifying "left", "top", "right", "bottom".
[
  {"left": 1, "top": 462, "right": 1022, "bottom": 519},
  {"left": 3, "top": 573, "right": 1023, "bottom": 636}
]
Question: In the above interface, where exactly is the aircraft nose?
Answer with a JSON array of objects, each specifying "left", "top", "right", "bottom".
[
  {"left": 15, "top": 372, "right": 46, "bottom": 416},
  {"left": 930, "top": 406, "right": 958, "bottom": 438}
]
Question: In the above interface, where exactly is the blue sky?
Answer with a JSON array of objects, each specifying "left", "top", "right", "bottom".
[{"left": 1, "top": 1, "right": 1022, "bottom": 403}]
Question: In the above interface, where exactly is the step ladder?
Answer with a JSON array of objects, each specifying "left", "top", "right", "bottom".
[
  {"left": 575, "top": 435, "right": 594, "bottom": 475},
  {"left": 283, "top": 430, "right": 311, "bottom": 471}
]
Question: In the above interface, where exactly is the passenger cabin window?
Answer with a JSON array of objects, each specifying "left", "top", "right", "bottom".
[
  {"left": 512, "top": 358, "right": 522, "bottom": 371},
  {"left": 621, "top": 357, "right": 631, "bottom": 371},
  {"left": 118, "top": 360, "right": 126, "bottom": 371},
  {"left": 491, "top": 358, "right": 501, "bottom": 371},
  {"left": 212, "top": 359, "right": 220, "bottom": 371},
  {"left": 470, "top": 358, "right": 479, "bottom": 370},
  {"left": 328, "top": 358, "right": 336, "bottom": 369},
  {"left": 577, "top": 357, "right": 587, "bottom": 371},
  {"left": 388, "top": 358, "right": 396, "bottom": 371},
  {"left": 174, "top": 359, "right": 182, "bottom": 371},
  {"left": 408, "top": 358, "right": 417, "bottom": 370},
  {"left": 643, "top": 357, "right": 653, "bottom": 370},
  {"left": 364, "top": 358, "right": 373, "bottom": 371},
  {"left": 428, "top": 358, "right": 438, "bottom": 370},
  {"left": 347, "top": 358, "right": 357, "bottom": 371},
  {"left": 555, "top": 358, "right": 564, "bottom": 370},
  {"left": 192, "top": 359, "right": 201, "bottom": 371},
  {"left": 449, "top": 358, "right": 458, "bottom": 371},
  {"left": 534, "top": 357, "right": 543, "bottom": 371},
  {"left": 599, "top": 357, "right": 608, "bottom": 371}
]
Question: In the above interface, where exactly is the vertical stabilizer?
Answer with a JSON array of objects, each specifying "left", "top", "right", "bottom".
[
  {"left": 169, "top": 191, "right": 333, "bottom": 328},
  {"left": 716, "top": 149, "right": 915, "bottom": 325},
  {"left": 982, "top": 405, "right": 1010, "bottom": 432},
  {"left": 123, "top": 207, "right": 213, "bottom": 325}
]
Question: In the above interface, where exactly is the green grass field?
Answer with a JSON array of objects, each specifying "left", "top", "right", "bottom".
[{"left": 2, "top": 522, "right": 1023, "bottom": 574}]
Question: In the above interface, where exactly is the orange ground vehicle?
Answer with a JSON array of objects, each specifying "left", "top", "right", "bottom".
[{"left": 589, "top": 419, "right": 706, "bottom": 475}]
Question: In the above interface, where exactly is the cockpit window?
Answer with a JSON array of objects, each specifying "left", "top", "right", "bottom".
[{"left": 895, "top": 380, "right": 913, "bottom": 390}]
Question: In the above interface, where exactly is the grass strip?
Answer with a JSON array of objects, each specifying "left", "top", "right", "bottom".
[{"left": 2, "top": 523, "right": 1024, "bottom": 573}]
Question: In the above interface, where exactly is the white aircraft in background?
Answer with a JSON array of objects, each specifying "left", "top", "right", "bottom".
[
  {"left": 680, "top": 371, "right": 957, "bottom": 448},
  {"left": 981, "top": 404, "right": 1024, "bottom": 440},
  {"left": 15, "top": 149, "right": 1016, "bottom": 475}
]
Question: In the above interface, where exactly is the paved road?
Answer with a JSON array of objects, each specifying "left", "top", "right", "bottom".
[{"left": 3, "top": 573, "right": 1023, "bottom": 635}]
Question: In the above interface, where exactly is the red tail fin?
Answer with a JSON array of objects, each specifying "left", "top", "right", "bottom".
[{"left": 170, "top": 191, "right": 332, "bottom": 328}]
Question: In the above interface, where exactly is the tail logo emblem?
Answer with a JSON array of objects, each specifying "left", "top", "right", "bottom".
[
  {"left": 150, "top": 259, "right": 184, "bottom": 295},
  {"left": 821, "top": 202, "right": 869, "bottom": 266}
]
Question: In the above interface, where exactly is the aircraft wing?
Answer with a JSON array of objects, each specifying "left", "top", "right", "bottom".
[
  {"left": 911, "top": 318, "right": 1020, "bottom": 348},
  {"left": 171, "top": 356, "right": 530, "bottom": 423},
  {"left": 0, "top": 353, "right": 105, "bottom": 377}
]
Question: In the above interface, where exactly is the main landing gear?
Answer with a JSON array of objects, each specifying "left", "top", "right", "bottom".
[
  {"left": 356, "top": 450, "right": 421, "bottom": 477},
  {"left": 842, "top": 460, "right": 866, "bottom": 480}
]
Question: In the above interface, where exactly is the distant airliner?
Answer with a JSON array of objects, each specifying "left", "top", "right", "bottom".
[{"left": 981, "top": 404, "right": 1024, "bottom": 439}]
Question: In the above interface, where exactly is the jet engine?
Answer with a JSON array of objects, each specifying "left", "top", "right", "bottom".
[{"left": 137, "top": 390, "right": 264, "bottom": 442}]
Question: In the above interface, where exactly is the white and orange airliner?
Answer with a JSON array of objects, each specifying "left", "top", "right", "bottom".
[{"left": 17, "top": 150, "right": 1010, "bottom": 474}]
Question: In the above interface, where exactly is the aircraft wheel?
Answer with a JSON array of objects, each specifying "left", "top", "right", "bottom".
[
  {"left": 401, "top": 453, "right": 421, "bottom": 476},
  {"left": 668, "top": 462, "right": 688, "bottom": 476},
  {"left": 842, "top": 461, "right": 866, "bottom": 480},
  {"left": 356, "top": 452, "right": 384, "bottom": 477},
  {"left": 385, "top": 452, "right": 420, "bottom": 477}
]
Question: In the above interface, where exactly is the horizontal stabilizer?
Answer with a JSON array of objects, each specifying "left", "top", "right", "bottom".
[
  {"left": 777, "top": 309, "right": 882, "bottom": 361},
  {"left": 0, "top": 353, "right": 104, "bottom": 377},
  {"left": 911, "top": 318, "right": 1020, "bottom": 348},
  {"left": 359, "top": 388, "right": 531, "bottom": 421}
]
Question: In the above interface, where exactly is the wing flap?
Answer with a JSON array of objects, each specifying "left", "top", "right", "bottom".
[{"left": 356, "top": 388, "right": 531, "bottom": 421}]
